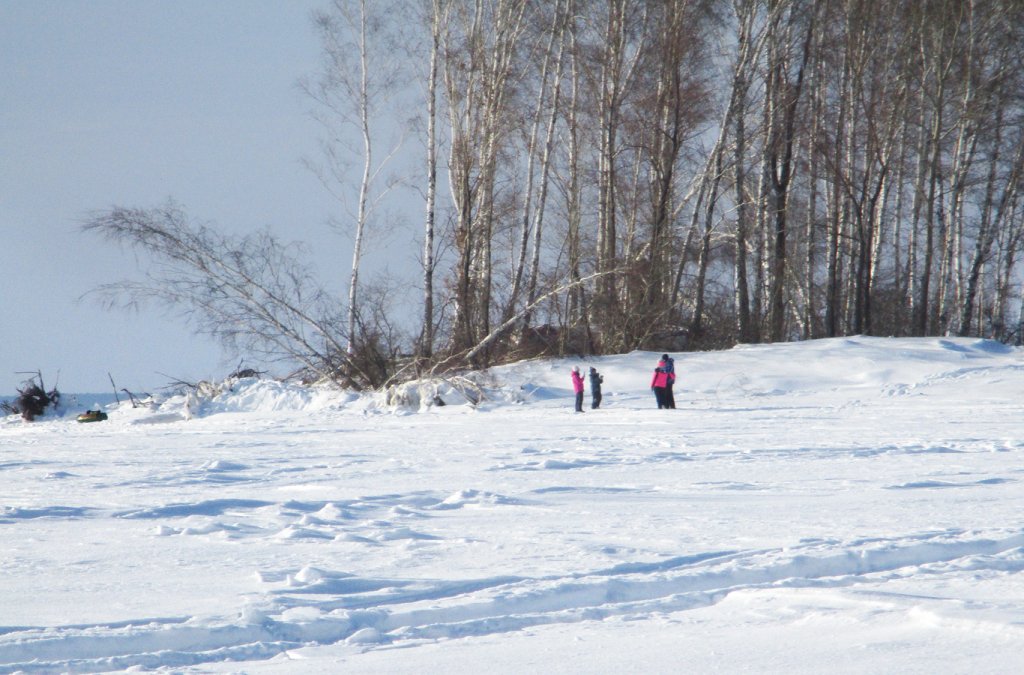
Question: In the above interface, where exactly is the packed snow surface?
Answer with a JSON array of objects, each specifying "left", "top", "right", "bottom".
[{"left": 2, "top": 336, "right": 1024, "bottom": 673}]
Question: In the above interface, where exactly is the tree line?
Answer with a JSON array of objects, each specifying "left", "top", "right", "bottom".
[{"left": 87, "top": 0, "right": 1024, "bottom": 388}]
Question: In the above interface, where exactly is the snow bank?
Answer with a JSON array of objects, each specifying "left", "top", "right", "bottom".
[{"left": 4, "top": 336, "right": 1019, "bottom": 426}]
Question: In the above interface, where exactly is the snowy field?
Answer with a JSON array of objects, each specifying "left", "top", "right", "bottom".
[{"left": 2, "top": 336, "right": 1024, "bottom": 674}]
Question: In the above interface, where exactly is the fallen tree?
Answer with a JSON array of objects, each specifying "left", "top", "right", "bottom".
[{"left": 83, "top": 202, "right": 395, "bottom": 390}]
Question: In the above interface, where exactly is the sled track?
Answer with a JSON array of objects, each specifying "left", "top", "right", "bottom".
[{"left": 3, "top": 529, "right": 1023, "bottom": 673}]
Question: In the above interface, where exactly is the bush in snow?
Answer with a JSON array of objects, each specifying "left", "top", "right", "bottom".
[{"left": 1, "top": 374, "right": 60, "bottom": 421}]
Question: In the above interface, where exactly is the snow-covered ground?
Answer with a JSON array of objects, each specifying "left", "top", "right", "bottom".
[{"left": 2, "top": 336, "right": 1023, "bottom": 673}]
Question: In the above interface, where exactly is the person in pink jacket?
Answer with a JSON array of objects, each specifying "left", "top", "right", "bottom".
[
  {"left": 571, "top": 365, "right": 585, "bottom": 412},
  {"left": 651, "top": 360, "right": 671, "bottom": 409}
]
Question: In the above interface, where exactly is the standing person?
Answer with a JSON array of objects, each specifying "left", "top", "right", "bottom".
[
  {"left": 651, "top": 361, "right": 670, "bottom": 409},
  {"left": 589, "top": 367, "right": 603, "bottom": 409},
  {"left": 571, "top": 366, "right": 585, "bottom": 413},
  {"left": 661, "top": 354, "right": 676, "bottom": 409}
]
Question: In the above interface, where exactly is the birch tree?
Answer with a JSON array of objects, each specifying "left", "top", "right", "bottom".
[
  {"left": 761, "top": 0, "right": 815, "bottom": 342},
  {"left": 441, "top": 0, "right": 529, "bottom": 362},
  {"left": 419, "top": 0, "right": 443, "bottom": 360},
  {"left": 304, "top": 0, "right": 405, "bottom": 356}
]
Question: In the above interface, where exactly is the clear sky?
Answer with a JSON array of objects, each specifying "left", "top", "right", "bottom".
[{"left": 1, "top": 0, "right": 358, "bottom": 395}]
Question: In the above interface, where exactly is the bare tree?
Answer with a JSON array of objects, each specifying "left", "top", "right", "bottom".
[
  {"left": 729, "top": 0, "right": 767, "bottom": 344},
  {"left": 303, "top": 0, "right": 406, "bottom": 356},
  {"left": 441, "top": 0, "right": 529, "bottom": 362},
  {"left": 85, "top": 1, "right": 1024, "bottom": 392},
  {"left": 761, "top": 0, "right": 815, "bottom": 342},
  {"left": 81, "top": 204, "right": 384, "bottom": 386},
  {"left": 505, "top": 1, "right": 569, "bottom": 340},
  {"left": 419, "top": 0, "right": 443, "bottom": 361},
  {"left": 957, "top": 4, "right": 1024, "bottom": 336},
  {"left": 591, "top": 0, "right": 647, "bottom": 351}
]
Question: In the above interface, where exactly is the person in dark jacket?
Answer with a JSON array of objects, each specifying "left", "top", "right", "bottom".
[
  {"left": 589, "top": 367, "right": 603, "bottom": 409},
  {"left": 571, "top": 365, "right": 585, "bottom": 412},
  {"left": 661, "top": 354, "right": 676, "bottom": 409},
  {"left": 651, "top": 361, "right": 671, "bottom": 409}
]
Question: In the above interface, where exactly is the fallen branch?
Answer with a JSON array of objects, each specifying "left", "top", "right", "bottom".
[{"left": 462, "top": 268, "right": 624, "bottom": 364}]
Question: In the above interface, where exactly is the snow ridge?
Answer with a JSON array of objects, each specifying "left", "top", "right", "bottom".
[{"left": 2, "top": 529, "right": 1022, "bottom": 672}]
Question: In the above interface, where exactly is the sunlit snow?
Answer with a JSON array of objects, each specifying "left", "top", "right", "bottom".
[{"left": 2, "top": 336, "right": 1023, "bottom": 673}]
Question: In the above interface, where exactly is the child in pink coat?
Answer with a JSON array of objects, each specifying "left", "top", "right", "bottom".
[
  {"left": 571, "top": 366, "right": 585, "bottom": 412},
  {"left": 651, "top": 360, "right": 672, "bottom": 409}
]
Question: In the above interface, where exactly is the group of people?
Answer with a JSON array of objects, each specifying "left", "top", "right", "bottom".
[
  {"left": 570, "top": 365, "right": 603, "bottom": 412},
  {"left": 569, "top": 353, "right": 676, "bottom": 412}
]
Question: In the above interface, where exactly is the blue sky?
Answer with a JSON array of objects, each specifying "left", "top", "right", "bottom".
[{"left": 1, "top": 0, "right": 365, "bottom": 394}]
